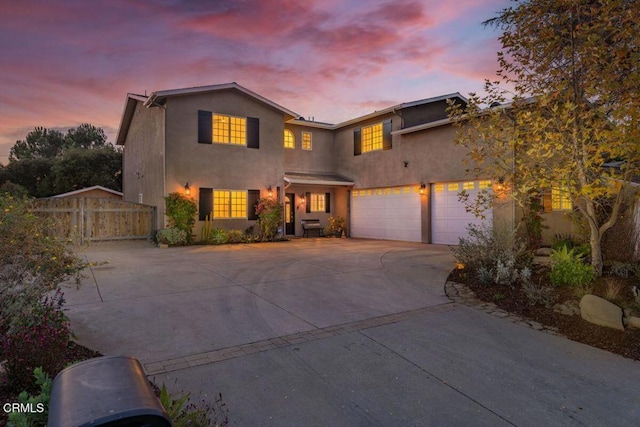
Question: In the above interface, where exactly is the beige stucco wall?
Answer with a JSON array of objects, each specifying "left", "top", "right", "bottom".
[
  {"left": 284, "top": 124, "right": 335, "bottom": 175},
  {"left": 163, "top": 89, "right": 287, "bottom": 237},
  {"left": 121, "top": 101, "right": 165, "bottom": 228}
]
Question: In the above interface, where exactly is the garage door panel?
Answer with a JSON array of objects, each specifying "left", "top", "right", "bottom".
[
  {"left": 431, "top": 181, "right": 492, "bottom": 245},
  {"left": 351, "top": 189, "right": 421, "bottom": 242}
]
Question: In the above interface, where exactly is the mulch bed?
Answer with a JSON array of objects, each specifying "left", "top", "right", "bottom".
[{"left": 449, "top": 268, "right": 640, "bottom": 362}]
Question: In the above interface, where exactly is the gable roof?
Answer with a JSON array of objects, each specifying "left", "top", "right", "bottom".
[
  {"left": 116, "top": 83, "right": 300, "bottom": 145},
  {"left": 52, "top": 185, "right": 123, "bottom": 198},
  {"left": 145, "top": 82, "right": 300, "bottom": 119},
  {"left": 287, "top": 93, "right": 467, "bottom": 130}
]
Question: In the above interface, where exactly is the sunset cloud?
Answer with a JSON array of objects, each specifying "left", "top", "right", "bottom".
[{"left": 0, "top": 0, "right": 510, "bottom": 163}]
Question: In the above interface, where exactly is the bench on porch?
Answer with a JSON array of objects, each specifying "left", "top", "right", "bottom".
[{"left": 301, "top": 219, "right": 324, "bottom": 237}]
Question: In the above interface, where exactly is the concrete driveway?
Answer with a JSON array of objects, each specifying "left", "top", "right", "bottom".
[{"left": 63, "top": 239, "right": 640, "bottom": 426}]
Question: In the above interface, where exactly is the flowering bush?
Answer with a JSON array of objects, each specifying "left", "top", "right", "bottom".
[
  {"left": 164, "top": 192, "right": 197, "bottom": 244},
  {"left": 3, "top": 290, "right": 70, "bottom": 391},
  {"left": 0, "top": 193, "right": 84, "bottom": 335},
  {"left": 255, "top": 198, "right": 283, "bottom": 241}
]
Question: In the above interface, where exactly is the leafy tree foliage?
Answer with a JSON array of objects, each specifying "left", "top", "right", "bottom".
[
  {"left": 3, "top": 124, "right": 122, "bottom": 197},
  {"left": 449, "top": 0, "right": 640, "bottom": 275}
]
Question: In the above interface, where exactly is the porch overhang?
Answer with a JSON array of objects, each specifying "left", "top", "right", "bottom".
[{"left": 284, "top": 172, "right": 355, "bottom": 187}]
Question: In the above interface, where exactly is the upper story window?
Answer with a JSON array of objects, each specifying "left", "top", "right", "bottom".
[
  {"left": 198, "top": 110, "right": 260, "bottom": 149},
  {"left": 213, "top": 114, "right": 246, "bottom": 145},
  {"left": 302, "top": 131, "right": 312, "bottom": 150},
  {"left": 551, "top": 185, "right": 572, "bottom": 211},
  {"left": 354, "top": 119, "right": 392, "bottom": 156},
  {"left": 284, "top": 129, "right": 295, "bottom": 149},
  {"left": 362, "top": 123, "right": 383, "bottom": 153}
]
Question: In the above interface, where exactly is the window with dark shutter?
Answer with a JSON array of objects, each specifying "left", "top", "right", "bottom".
[
  {"left": 382, "top": 119, "right": 392, "bottom": 151},
  {"left": 354, "top": 128, "right": 362, "bottom": 156},
  {"left": 305, "top": 192, "right": 311, "bottom": 213},
  {"left": 247, "top": 117, "right": 260, "bottom": 149},
  {"left": 199, "top": 188, "right": 213, "bottom": 220},
  {"left": 198, "top": 111, "right": 212, "bottom": 144},
  {"left": 325, "top": 193, "right": 331, "bottom": 213},
  {"left": 247, "top": 189, "right": 260, "bottom": 220}
]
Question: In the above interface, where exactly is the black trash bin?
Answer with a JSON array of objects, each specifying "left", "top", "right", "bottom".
[{"left": 48, "top": 355, "right": 171, "bottom": 427}]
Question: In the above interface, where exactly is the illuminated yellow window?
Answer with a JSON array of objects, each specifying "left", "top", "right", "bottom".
[
  {"left": 213, "top": 190, "right": 247, "bottom": 218},
  {"left": 284, "top": 129, "right": 294, "bottom": 149},
  {"left": 367, "top": 190, "right": 373, "bottom": 196},
  {"left": 434, "top": 184, "right": 445, "bottom": 192},
  {"left": 353, "top": 191, "right": 358, "bottom": 198},
  {"left": 393, "top": 187, "right": 401, "bottom": 194},
  {"left": 448, "top": 183, "right": 459, "bottom": 191},
  {"left": 213, "top": 114, "right": 246, "bottom": 145},
  {"left": 310, "top": 193, "right": 325, "bottom": 212},
  {"left": 463, "top": 182, "right": 475, "bottom": 190},
  {"left": 377, "top": 189, "right": 383, "bottom": 195},
  {"left": 359, "top": 190, "right": 366, "bottom": 196},
  {"left": 302, "top": 132, "right": 312, "bottom": 150},
  {"left": 479, "top": 180, "right": 492, "bottom": 189},
  {"left": 551, "top": 185, "right": 572, "bottom": 211},
  {"left": 362, "top": 123, "right": 383, "bottom": 153},
  {"left": 403, "top": 186, "right": 410, "bottom": 193},
  {"left": 384, "top": 188, "right": 391, "bottom": 195}
]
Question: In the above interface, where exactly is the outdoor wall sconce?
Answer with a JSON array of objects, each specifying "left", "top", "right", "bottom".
[
  {"left": 404, "top": 161, "right": 409, "bottom": 168},
  {"left": 267, "top": 185, "right": 273, "bottom": 198},
  {"left": 419, "top": 182, "right": 426, "bottom": 195},
  {"left": 184, "top": 182, "right": 191, "bottom": 196}
]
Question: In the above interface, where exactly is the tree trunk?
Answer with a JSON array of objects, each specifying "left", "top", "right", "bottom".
[{"left": 589, "top": 227, "right": 603, "bottom": 277}]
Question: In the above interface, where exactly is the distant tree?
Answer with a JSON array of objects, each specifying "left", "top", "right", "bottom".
[
  {"left": 4, "top": 159, "right": 54, "bottom": 198},
  {"left": 9, "top": 127, "right": 65, "bottom": 161},
  {"left": 448, "top": 0, "right": 640, "bottom": 276},
  {"left": 64, "top": 123, "right": 107, "bottom": 150},
  {"left": 52, "top": 146, "right": 122, "bottom": 194},
  {"left": 6, "top": 124, "right": 122, "bottom": 197}
]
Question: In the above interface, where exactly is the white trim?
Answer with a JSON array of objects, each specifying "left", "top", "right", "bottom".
[{"left": 52, "top": 186, "right": 123, "bottom": 198}]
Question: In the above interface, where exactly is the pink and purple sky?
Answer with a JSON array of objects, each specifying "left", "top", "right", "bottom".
[{"left": 0, "top": 0, "right": 510, "bottom": 163}]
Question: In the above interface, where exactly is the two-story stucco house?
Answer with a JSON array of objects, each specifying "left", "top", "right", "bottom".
[{"left": 117, "top": 82, "right": 537, "bottom": 244}]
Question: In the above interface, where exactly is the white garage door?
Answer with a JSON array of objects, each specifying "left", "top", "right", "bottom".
[
  {"left": 431, "top": 180, "right": 493, "bottom": 245},
  {"left": 351, "top": 186, "right": 421, "bottom": 242}
]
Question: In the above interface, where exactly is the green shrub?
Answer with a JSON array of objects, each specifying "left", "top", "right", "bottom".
[
  {"left": 451, "top": 223, "right": 533, "bottom": 286},
  {"left": 7, "top": 367, "right": 52, "bottom": 427},
  {"left": 3, "top": 290, "right": 70, "bottom": 391},
  {"left": 159, "top": 383, "right": 228, "bottom": 427},
  {"left": 522, "top": 282, "right": 556, "bottom": 308},
  {"left": 227, "top": 229, "right": 244, "bottom": 243},
  {"left": 255, "top": 198, "right": 283, "bottom": 241},
  {"left": 209, "top": 228, "right": 229, "bottom": 245},
  {"left": 156, "top": 228, "right": 187, "bottom": 246},
  {"left": 552, "top": 234, "right": 591, "bottom": 259},
  {"left": 549, "top": 245, "right": 595, "bottom": 286},
  {"left": 164, "top": 193, "right": 196, "bottom": 244},
  {"left": 0, "top": 194, "right": 84, "bottom": 335}
]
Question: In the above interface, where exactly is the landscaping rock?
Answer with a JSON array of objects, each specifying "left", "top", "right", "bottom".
[
  {"left": 535, "top": 247, "right": 553, "bottom": 256},
  {"left": 554, "top": 301, "right": 580, "bottom": 316},
  {"left": 579, "top": 295, "right": 625, "bottom": 331},
  {"left": 628, "top": 317, "right": 640, "bottom": 329}
]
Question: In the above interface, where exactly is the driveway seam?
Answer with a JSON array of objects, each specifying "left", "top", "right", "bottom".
[{"left": 143, "top": 303, "right": 456, "bottom": 375}]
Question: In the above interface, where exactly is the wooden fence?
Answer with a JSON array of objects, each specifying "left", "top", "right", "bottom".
[{"left": 32, "top": 197, "right": 156, "bottom": 243}]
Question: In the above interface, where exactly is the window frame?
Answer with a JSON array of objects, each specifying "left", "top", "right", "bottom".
[
  {"left": 362, "top": 122, "right": 383, "bottom": 153},
  {"left": 213, "top": 189, "right": 248, "bottom": 219},
  {"left": 301, "top": 131, "right": 312, "bottom": 150},
  {"left": 213, "top": 113, "right": 247, "bottom": 146},
  {"left": 284, "top": 129, "right": 295, "bottom": 149}
]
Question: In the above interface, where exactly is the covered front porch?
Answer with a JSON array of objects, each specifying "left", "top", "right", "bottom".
[{"left": 283, "top": 172, "right": 354, "bottom": 237}]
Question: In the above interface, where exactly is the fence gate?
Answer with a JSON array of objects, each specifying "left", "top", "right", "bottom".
[{"left": 32, "top": 197, "right": 156, "bottom": 244}]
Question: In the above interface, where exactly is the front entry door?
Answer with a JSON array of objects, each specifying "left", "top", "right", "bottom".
[{"left": 285, "top": 193, "right": 295, "bottom": 235}]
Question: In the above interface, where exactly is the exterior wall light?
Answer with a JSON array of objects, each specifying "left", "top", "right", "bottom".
[
  {"left": 268, "top": 185, "right": 273, "bottom": 198},
  {"left": 184, "top": 182, "right": 191, "bottom": 196},
  {"left": 419, "top": 182, "right": 426, "bottom": 195}
]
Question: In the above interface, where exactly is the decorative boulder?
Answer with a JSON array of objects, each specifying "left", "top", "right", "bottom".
[
  {"left": 628, "top": 317, "right": 640, "bottom": 329},
  {"left": 579, "top": 295, "right": 625, "bottom": 331}
]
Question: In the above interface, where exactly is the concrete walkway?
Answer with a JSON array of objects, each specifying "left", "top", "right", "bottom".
[{"left": 62, "top": 239, "right": 640, "bottom": 426}]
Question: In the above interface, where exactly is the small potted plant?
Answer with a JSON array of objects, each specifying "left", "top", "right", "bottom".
[{"left": 324, "top": 216, "right": 346, "bottom": 238}]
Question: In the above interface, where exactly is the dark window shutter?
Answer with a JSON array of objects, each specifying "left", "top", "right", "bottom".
[
  {"left": 248, "top": 189, "right": 260, "bottom": 220},
  {"left": 354, "top": 128, "right": 362, "bottom": 156},
  {"left": 198, "top": 111, "right": 212, "bottom": 144},
  {"left": 382, "top": 119, "right": 392, "bottom": 151},
  {"left": 199, "top": 188, "right": 213, "bottom": 220},
  {"left": 325, "top": 193, "right": 331, "bottom": 213},
  {"left": 247, "top": 117, "right": 259, "bottom": 149},
  {"left": 306, "top": 192, "right": 311, "bottom": 213}
]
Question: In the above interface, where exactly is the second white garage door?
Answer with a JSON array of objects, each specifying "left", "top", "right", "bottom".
[
  {"left": 431, "top": 180, "right": 493, "bottom": 245},
  {"left": 351, "top": 187, "right": 422, "bottom": 242}
]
